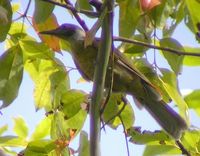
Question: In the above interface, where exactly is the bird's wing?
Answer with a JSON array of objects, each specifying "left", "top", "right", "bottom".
[{"left": 113, "top": 48, "right": 161, "bottom": 93}]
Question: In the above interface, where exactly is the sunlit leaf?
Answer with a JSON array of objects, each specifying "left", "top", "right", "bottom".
[
  {"left": 33, "top": 0, "right": 54, "bottom": 23},
  {"left": 181, "top": 130, "right": 200, "bottom": 154},
  {"left": 103, "top": 93, "right": 134, "bottom": 129},
  {"left": 128, "top": 127, "right": 171, "bottom": 145},
  {"left": 0, "top": 136, "right": 27, "bottom": 147},
  {"left": 159, "top": 69, "right": 189, "bottom": 122},
  {"left": 159, "top": 38, "right": 184, "bottom": 75},
  {"left": 0, "top": 0, "right": 12, "bottom": 42},
  {"left": 0, "top": 46, "right": 23, "bottom": 108},
  {"left": 185, "top": 0, "right": 200, "bottom": 33},
  {"left": 25, "top": 140, "right": 56, "bottom": 154},
  {"left": 19, "top": 39, "right": 54, "bottom": 61},
  {"left": 13, "top": 116, "right": 29, "bottom": 138},
  {"left": 30, "top": 117, "right": 51, "bottom": 140},
  {"left": 183, "top": 47, "right": 200, "bottom": 66},
  {"left": 78, "top": 131, "right": 89, "bottom": 156},
  {"left": 75, "top": 0, "right": 93, "bottom": 11},
  {"left": 24, "top": 59, "right": 69, "bottom": 111},
  {"left": 118, "top": 0, "right": 141, "bottom": 37},
  {"left": 61, "top": 90, "right": 87, "bottom": 118},
  {"left": 0, "top": 125, "right": 8, "bottom": 136},
  {"left": 184, "top": 89, "right": 200, "bottom": 116},
  {"left": 143, "top": 145, "right": 181, "bottom": 156}
]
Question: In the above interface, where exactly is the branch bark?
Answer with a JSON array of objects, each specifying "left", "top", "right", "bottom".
[{"left": 90, "top": 0, "right": 114, "bottom": 156}]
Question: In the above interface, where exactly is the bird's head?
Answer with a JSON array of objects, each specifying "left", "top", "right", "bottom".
[{"left": 39, "top": 23, "right": 85, "bottom": 42}]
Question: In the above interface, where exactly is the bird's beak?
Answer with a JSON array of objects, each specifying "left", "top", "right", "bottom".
[{"left": 39, "top": 28, "right": 61, "bottom": 37}]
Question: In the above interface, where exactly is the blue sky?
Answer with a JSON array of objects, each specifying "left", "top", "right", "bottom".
[{"left": 0, "top": 1, "right": 200, "bottom": 155}]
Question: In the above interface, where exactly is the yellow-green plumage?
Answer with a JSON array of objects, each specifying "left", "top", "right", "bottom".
[{"left": 40, "top": 24, "right": 188, "bottom": 139}]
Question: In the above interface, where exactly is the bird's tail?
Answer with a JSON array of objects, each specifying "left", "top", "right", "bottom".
[{"left": 137, "top": 83, "right": 188, "bottom": 139}]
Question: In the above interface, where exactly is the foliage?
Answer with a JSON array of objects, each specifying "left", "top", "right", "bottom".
[{"left": 0, "top": 0, "right": 200, "bottom": 155}]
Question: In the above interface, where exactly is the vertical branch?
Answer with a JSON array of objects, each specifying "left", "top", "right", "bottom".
[{"left": 90, "top": 0, "right": 114, "bottom": 156}]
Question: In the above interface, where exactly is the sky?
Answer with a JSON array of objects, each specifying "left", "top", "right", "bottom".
[{"left": 0, "top": 1, "right": 200, "bottom": 156}]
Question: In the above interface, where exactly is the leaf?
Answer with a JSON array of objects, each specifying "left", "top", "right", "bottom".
[
  {"left": 103, "top": 93, "right": 134, "bottom": 129},
  {"left": 25, "top": 59, "right": 69, "bottom": 111},
  {"left": 150, "top": 0, "right": 174, "bottom": 29},
  {"left": 184, "top": 89, "right": 200, "bottom": 116},
  {"left": 33, "top": 13, "right": 60, "bottom": 52},
  {"left": 0, "top": 0, "right": 12, "bottom": 42},
  {"left": 128, "top": 127, "right": 171, "bottom": 145},
  {"left": 30, "top": 117, "right": 51, "bottom": 140},
  {"left": 183, "top": 47, "right": 200, "bottom": 66},
  {"left": 51, "top": 112, "right": 67, "bottom": 139},
  {"left": 75, "top": 0, "right": 93, "bottom": 11},
  {"left": 0, "top": 46, "right": 23, "bottom": 108},
  {"left": 143, "top": 145, "right": 181, "bottom": 156},
  {"left": 118, "top": 0, "right": 141, "bottom": 37},
  {"left": 13, "top": 116, "right": 29, "bottom": 138},
  {"left": 61, "top": 90, "right": 87, "bottom": 118},
  {"left": 33, "top": 0, "right": 54, "bottom": 24},
  {"left": 185, "top": 0, "right": 200, "bottom": 33},
  {"left": 19, "top": 39, "right": 54, "bottom": 61},
  {"left": 181, "top": 130, "right": 200, "bottom": 154},
  {"left": 0, "top": 136, "right": 27, "bottom": 147},
  {"left": 78, "top": 131, "right": 89, "bottom": 156},
  {"left": 159, "top": 69, "right": 189, "bottom": 122},
  {"left": 159, "top": 38, "right": 184, "bottom": 75},
  {"left": 0, "top": 125, "right": 8, "bottom": 136},
  {"left": 25, "top": 140, "right": 56, "bottom": 154}
]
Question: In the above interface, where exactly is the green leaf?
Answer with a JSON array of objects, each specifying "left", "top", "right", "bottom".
[
  {"left": 150, "top": 0, "right": 174, "bottom": 29},
  {"left": 0, "top": 46, "right": 23, "bottom": 108},
  {"left": 184, "top": 89, "right": 200, "bottom": 116},
  {"left": 183, "top": 47, "right": 200, "bottom": 66},
  {"left": 0, "top": 0, "right": 12, "bottom": 42},
  {"left": 118, "top": 0, "right": 141, "bottom": 37},
  {"left": 25, "top": 59, "right": 69, "bottom": 111},
  {"left": 103, "top": 93, "right": 134, "bottom": 129},
  {"left": 128, "top": 127, "right": 171, "bottom": 145},
  {"left": 51, "top": 112, "right": 67, "bottom": 139},
  {"left": 0, "top": 136, "right": 27, "bottom": 147},
  {"left": 75, "top": 0, "right": 93, "bottom": 11},
  {"left": 61, "top": 90, "right": 87, "bottom": 118},
  {"left": 78, "top": 131, "right": 89, "bottom": 156},
  {"left": 13, "top": 116, "right": 29, "bottom": 138},
  {"left": 25, "top": 140, "right": 56, "bottom": 154},
  {"left": 30, "top": 117, "right": 51, "bottom": 140},
  {"left": 0, "top": 125, "right": 8, "bottom": 136},
  {"left": 159, "top": 38, "right": 184, "bottom": 75},
  {"left": 185, "top": 0, "right": 200, "bottom": 33},
  {"left": 33, "top": 0, "right": 54, "bottom": 24},
  {"left": 181, "top": 130, "right": 200, "bottom": 154},
  {"left": 143, "top": 145, "right": 181, "bottom": 156},
  {"left": 159, "top": 69, "right": 189, "bottom": 122},
  {"left": 63, "top": 109, "right": 87, "bottom": 135},
  {"left": 19, "top": 40, "right": 54, "bottom": 61}
]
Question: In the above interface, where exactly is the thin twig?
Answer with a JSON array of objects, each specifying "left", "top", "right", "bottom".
[
  {"left": 176, "top": 140, "right": 191, "bottom": 156},
  {"left": 114, "top": 36, "right": 200, "bottom": 57},
  {"left": 119, "top": 115, "right": 130, "bottom": 156},
  {"left": 64, "top": 0, "right": 89, "bottom": 31}
]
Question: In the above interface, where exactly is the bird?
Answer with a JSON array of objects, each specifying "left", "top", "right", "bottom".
[{"left": 39, "top": 23, "right": 188, "bottom": 139}]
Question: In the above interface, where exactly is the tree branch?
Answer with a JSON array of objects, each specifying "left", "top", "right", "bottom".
[
  {"left": 114, "top": 36, "right": 200, "bottom": 57},
  {"left": 90, "top": 0, "right": 114, "bottom": 155}
]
